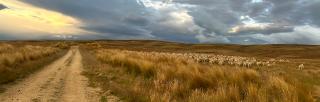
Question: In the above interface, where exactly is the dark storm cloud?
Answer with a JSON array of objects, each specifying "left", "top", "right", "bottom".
[
  {"left": 15, "top": 0, "right": 320, "bottom": 44},
  {"left": 0, "top": 4, "right": 8, "bottom": 10},
  {"left": 178, "top": 0, "right": 320, "bottom": 25},
  {"left": 308, "top": 1, "right": 320, "bottom": 26},
  {"left": 21, "top": 0, "right": 154, "bottom": 37},
  {"left": 173, "top": 0, "right": 274, "bottom": 35},
  {"left": 261, "top": 0, "right": 320, "bottom": 26},
  {"left": 21, "top": 0, "right": 146, "bottom": 23},
  {"left": 188, "top": 7, "right": 238, "bottom": 35}
]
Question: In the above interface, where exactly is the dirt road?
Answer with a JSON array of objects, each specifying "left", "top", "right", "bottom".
[{"left": 0, "top": 46, "right": 100, "bottom": 102}]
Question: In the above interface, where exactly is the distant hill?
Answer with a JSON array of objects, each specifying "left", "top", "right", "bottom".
[{"left": 87, "top": 40, "right": 320, "bottom": 59}]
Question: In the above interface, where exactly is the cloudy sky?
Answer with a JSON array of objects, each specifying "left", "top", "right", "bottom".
[{"left": 0, "top": 0, "right": 319, "bottom": 44}]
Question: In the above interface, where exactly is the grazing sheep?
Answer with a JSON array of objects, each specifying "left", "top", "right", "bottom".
[
  {"left": 117, "top": 50, "right": 289, "bottom": 68},
  {"left": 298, "top": 64, "right": 304, "bottom": 70}
]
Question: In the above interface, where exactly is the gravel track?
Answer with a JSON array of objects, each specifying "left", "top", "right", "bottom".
[{"left": 0, "top": 46, "right": 100, "bottom": 102}]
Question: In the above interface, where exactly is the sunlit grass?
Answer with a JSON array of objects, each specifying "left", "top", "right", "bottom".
[
  {"left": 91, "top": 49, "right": 314, "bottom": 102},
  {"left": 0, "top": 43, "right": 64, "bottom": 84}
]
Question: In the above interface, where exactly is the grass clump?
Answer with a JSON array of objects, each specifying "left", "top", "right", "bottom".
[{"left": 53, "top": 42, "right": 70, "bottom": 49}]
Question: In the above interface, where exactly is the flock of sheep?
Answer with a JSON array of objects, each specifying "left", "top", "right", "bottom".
[{"left": 123, "top": 50, "right": 290, "bottom": 68}]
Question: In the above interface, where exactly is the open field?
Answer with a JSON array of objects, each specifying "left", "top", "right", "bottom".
[
  {"left": 81, "top": 40, "right": 320, "bottom": 102},
  {"left": 0, "top": 40, "right": 319, "bottom": 102}
]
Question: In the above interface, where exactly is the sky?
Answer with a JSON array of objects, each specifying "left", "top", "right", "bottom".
[{"left": 0, "top": 0, "right": 319, "bottom": 44}]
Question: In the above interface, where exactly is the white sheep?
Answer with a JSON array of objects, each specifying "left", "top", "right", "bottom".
[
  {"left": 122, "top": 50, "right": 289, "bottom": 68},
  {"left": 298, "top": 64, "right": 304, "bottom": 70}
]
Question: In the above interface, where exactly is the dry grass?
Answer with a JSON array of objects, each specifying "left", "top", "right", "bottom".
[
  {"left": 89, "top": 49, "right": 314, "bottom": 102},
  {"left": 53, "top": 42, "right": 70, "bottom": 49},
  {"left": 0, "top": 43, "right": 64, "bottom": 84},
  {"left": 0, "top": 45, "right": 59, "bottom": 67},
  {"left": 0, "top": 44, "right": 14, "bottom": 53}
]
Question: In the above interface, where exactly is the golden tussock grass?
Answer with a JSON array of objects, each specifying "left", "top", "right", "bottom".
[
  {"left": 0, "top": 43, "right": 64, "bottom": 84},
  {"left": 53, "top": 42, "right": 71, "bottom": 49},
  {"left": 91, "top": 49, "right": 314, "bottom": 102}
]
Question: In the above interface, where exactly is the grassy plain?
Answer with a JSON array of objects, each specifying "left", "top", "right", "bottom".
[
  {"left": 80, "top": 40, "right": 320, "bottom": 102},
  {"left": 0, "top": 40, "right": 318, "bottom": 101}
]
